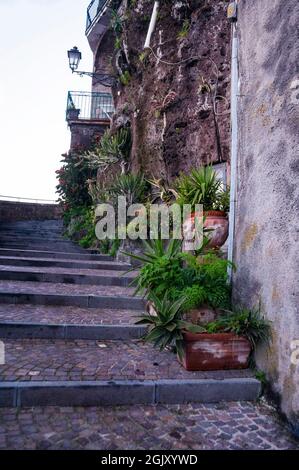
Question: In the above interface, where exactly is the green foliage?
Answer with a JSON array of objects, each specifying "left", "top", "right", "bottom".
[
  {"left": 125, "top": 238, "right": 231, "bottom": 311},
  {"left": 56, "top": 150, "right": 95, "bottom": 210},
  {"left": 114, "top": 37, "right": 122, "bottom": 50},
  {"left": 148, "top": 177, "right": 176, "bottom": 204},
  {"left": 110, "top": 9, "right": 123, "bottom": 35},
  {"left": 83, "top": 128, "right": 131, "bottom": 171},
  {"left": 63, "top": 206, "right": 97, "bottom": 248},
  {"left": 214, "top": 186, "right": 231, "bottom": 212},
  {"left": 109, "top": 173, "right": 149, "bottom": 206},
  {"left": 136, "top": 292, "right": 205, "bottom": 359},
  {"left": 216, "top": 307, "right": 272, "bottom": 350},
  {"left": 120, "top": 70, "right": 132, "bottom": 86},
  {"left": 169, "top": 253, "right": 232, "bottom": 311},
  {"left": 177, "top": 19, "right": 190, "bottom": 39},
  {"left": 88, "top": 180, "right": 110, "bottom": 206},
  {"left": 174, "top": 166, "right": 225, "bottom": 212},
  {"left": 138, "top": 51, "right": 148, "bottom": 63},
  {"left": 124, "top": 239, "right": 183, "bottom": 295}
]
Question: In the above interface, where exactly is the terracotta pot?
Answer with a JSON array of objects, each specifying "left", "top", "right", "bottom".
[
  {"left": 182, "top": 211, "right": 229, "bottom": 250},
  {"left": 179, "top": 332, "right": 251, "bottom": 371},
  {"left": 184, "top": 305, "right": 217, "bottom": 325},
  {"left": 204, "top": 210, "right": 229, "bottom": 248}
]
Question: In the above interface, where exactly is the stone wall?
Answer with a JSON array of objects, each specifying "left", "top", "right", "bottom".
[
  {"left": 0, "top": 201, "right": 62, "bottom": 222},
  {"left": 94, "top": 0, "right": 231, "bottom": 183},
  {"left": 69, "top": 121, "right": 110, "bottom": 151},
  {"left": 233, "top": 0, "right": 299, "bottom": 433}
]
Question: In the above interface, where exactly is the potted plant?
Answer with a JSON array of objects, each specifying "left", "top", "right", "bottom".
[
  {"left": 174, "top": 166, "right": 230, "bottom": 249},
  {"left": 180, "top": 307, "right": 271, "bottom": 371},
  {"left": 67, "top": 105, "right": 80, "bottom": 121},
  {"left": 137, "top": 296, "right": 271, "bottom": 371}
]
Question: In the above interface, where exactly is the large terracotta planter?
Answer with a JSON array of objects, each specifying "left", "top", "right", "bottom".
[
  {"left": 179, "top": 332, "right": 251, "bottom": 371},
  {"left": 182, "top": 211, "right": 229, "bottom": 251},
  {"left": 204, "top": 210, "right": 229, "bottom": 249}
]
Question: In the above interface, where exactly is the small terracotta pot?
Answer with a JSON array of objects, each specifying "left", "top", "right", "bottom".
[
  {"left": 179, "top": 332, "right": 251, "bottom": 371},
  {"left": 183, "top": 211, "right": 229, "bottom": 250},
  {"left": 204, "top": 210, "right": 229, "bottom": 248}
]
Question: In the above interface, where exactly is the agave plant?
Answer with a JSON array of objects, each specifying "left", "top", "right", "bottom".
[
  {"left": 109, "top": 173, "right": 149, "bottom": 206},
  {"left": 84, "top": 128, "right": 131, "bottom": 172},
  {"left": 174, "top": 166, "right": 223, "bottom": 211},
  {"left": 136, "top": 292, "right": 205, "bottom": 359}
]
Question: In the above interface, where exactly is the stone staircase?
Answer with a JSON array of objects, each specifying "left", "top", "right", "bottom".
[{"left": 0, "top": 220, "right": 260, "bottom": 408}]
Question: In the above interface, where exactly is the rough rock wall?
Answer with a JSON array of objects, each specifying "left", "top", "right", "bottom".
[
  {"left": 233, "top": 0, "right": 299, "bottom": 433},
  {"left": 99, "top": 0, "right": 232, "bottom": 182}
]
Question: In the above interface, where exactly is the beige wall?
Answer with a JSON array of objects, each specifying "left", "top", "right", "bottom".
[{"left": 233, "top": 0, "right": 299, "bottom": 434}]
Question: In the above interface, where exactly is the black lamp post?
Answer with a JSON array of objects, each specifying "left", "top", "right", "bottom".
[{"left": 67, "top": 46, "right": 115, "bottom": 88}]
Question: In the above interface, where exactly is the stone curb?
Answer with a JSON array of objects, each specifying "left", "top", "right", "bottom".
[
  {"left": 0, "top": 378, "right": 261, "bottom": 407},
  {"left": 0, "top": 270, "right": 135, "bottom": 287},
  {"left": 0, "top": 321, "right": 146, "bottom": 340},
  {"left": 0, "top": 248, "right": 112, "bottom": 261},
  {"left": 0, "top": 292, "right": 145, "bottom": 310},
  {"left": 0, "top": 257, "right": 130, "bottom": 271}
]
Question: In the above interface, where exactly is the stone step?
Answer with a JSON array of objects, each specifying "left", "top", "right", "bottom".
[
  {"left": 0, "top": 256, "right": 131, "bottom": 270},
  {"left": 0, "top": 339, "right": 260, "bottom": 407},
  {"left": 0, "top": 248, "right": 110, "bottom": 261},
  {"left": 0, "top": 304, "right": 144, "bottom": 339},
  {"left": 0, "top": 292, "right": 144, "bottom": 311},
  {"left": 0, "top": 304, "right": 146, "bottom": 341},
  {"left": 0, "top": 236, "right": 69, "bottom": 242},
  {"left": 0, "top": 242, "right": 85, "bottom": 253},
  {"left": 0, "top": 304, "right": 143, "bottom": 340},
  {"left": 0, "top": 304, "right": 141, "bottom": 325},
  {"left": 0, "top": 303, "right": 143, "bottom": 340},
  {"left": 0, "top": 266, "right": 136, "bottom": 287}
]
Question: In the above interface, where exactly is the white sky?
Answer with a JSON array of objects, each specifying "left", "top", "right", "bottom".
[{"left": 0, "top": 0, "right": 93, "bottom": 200}]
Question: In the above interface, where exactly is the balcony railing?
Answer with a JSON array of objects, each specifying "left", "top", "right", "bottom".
[
  {"left": 66, "top": 91, "right": 114, "bottom": 122},
  {"left": 86, "top": 0, "right": 110, "bottom": 34}
]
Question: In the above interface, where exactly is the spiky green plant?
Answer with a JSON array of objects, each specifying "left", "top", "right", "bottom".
[
  {"left": 136, "top": 291, "right": 205, "bottom": 359},
  {"left": 109, "top": 173, "right": 149, "bottom": 206},
  {"left": 174, "top": 166, "right": 223, "bottom": 211},
  {"left": 83, "top": 128, "right": 131, "bottom": 171},
  {"left": 216, "top": 307, "right": 272, "bottom": 350}
]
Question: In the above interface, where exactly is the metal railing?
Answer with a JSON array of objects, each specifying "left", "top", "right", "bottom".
[
  {"left": 86, "top": 0, "right": 110, "bottom": 34},
  {"left": 66, "top": 91, "right": 114, "bottom": 121},
  {"left": 0, "top": 195, "right": 57, "bottom": 204}
]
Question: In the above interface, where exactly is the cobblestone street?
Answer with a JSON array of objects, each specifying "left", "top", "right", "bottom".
[{"left": 0, "top": 401, "right": 298, "bottom": 450}]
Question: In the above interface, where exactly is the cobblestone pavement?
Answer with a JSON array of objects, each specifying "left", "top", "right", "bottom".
[
  {"left": 0, "top": 280, "right": 136, "bottom": 296},
  {"left": 0, "top": 401, "right": 298, "bottom": 450},
  {"left": 0, "top": 339, "right": 254, "bottom": 382},
  {"left": 0, "top": 304, "right": 139, "bottom": 325}
]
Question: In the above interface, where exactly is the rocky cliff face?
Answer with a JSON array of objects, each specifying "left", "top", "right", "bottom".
[{"left": 95, "top": 0, "right": 232, "bottom": 182}]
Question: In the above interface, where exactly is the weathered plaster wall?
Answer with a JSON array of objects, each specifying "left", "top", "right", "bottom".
[
  {"left": 233, "top": 0, "right": 299, "bottom": 432},
  {"left": 93, "top": 0, "right": 231, "bottom": 183}
]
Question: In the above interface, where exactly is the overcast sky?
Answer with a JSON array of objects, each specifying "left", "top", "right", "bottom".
[{"left": 0, "top": 0, "right": 93, "bottom": 200}]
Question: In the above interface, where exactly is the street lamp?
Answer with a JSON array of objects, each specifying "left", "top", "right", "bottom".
[
  {"left": 67, "top": 46, "right": 82, "bottom": 72},
  {"left": 67, "top": 46, "right": 116, "bottom": 88}
]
